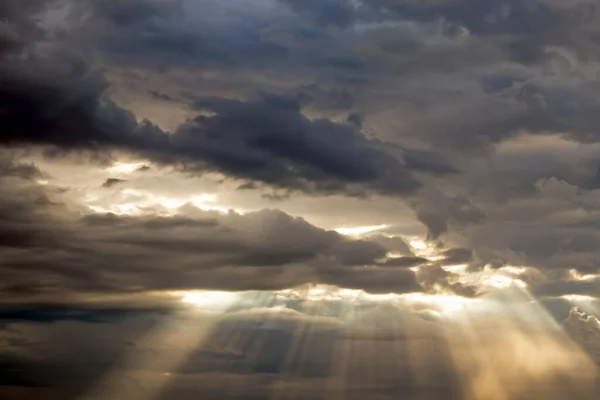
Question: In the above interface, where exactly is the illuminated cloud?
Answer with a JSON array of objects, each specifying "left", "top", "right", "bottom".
[{"left": 2, "top": 0, "right": 600, "bottom": 398}]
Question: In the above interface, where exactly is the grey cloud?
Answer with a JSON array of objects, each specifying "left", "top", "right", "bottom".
[
  {"left": 464, "top": 178, "right": 600, "bottom": 272},
  {"left": 416, "top": 265, "right": 478, "bottom": 297},
  {"left": 533, "top": 277, "right": 600, "bottom": 298},
  {"left": 563, "top": 307, "right": 600, "bottom": 363},
  {"left": 3, "top": 0, "right": 600, "bottom": 301},
  {"left": 147, "top": 89, "right": 176, "bottom": 101},
  {"left": 91, "top": 0, "right": 183, "bottom": 26},
  {"left": 361, "top": 0, "right": 600, "bottom": 60},
  {"left": 0, "top": 41, "right": 456, "bottom": 196},
  {"left": 412, "top": 190, "right": 485, "bottom": 240},
  {"left": 176, "top": 94, "right": 453, "bottom": 196},
  {"left": 380, "top": 256, "right": 428, "bottom": 267},
  {"left": 364, "top": 234, "right": 413, "bottom": 255},
  {"left": 0, "top": 160, "right": 426, "bottom": 298},
  {"left": 102, "top": 178, "right": 126, "bottom": 188},
  {"left": 440, "top": 248, "right": 473, "bottom": 265},
  {"left": 279, "top": 0, "right": 357, "bottom": 28}
]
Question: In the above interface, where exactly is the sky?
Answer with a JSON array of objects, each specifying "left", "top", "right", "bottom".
[{"left": 1, "top": 0, "right": 600, "bottom": 399}]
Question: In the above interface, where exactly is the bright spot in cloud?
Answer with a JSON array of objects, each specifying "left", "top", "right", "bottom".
[
  {"left": 275, "top": 285, "right": 393, "bottom": 302},
  {"left": 274, "top": 285, "right": 478, "bottom": 315},
  {"left": 409, "top": 240, "right": 428, "bottom": 250},
  {"left": 85, "top": 188, "right": 234, "bottom": 216},
  {"left": 106, "top": 161, "right": 146, "bottom": 175},
  {"left": 445, "top": 265, "right": 527, "bottom": 293},
  {"left": 399, "top": 293, "right": 480, "bottom": 315},
  {"left": 160, "top": 198, "right": 187, "bottom": 209},
  {"left": 562, "top": 295, "right": 596, "bottom": 303},
  {"left": 569, "top": 269, "right": 599, "bottom": 281},
  {"left": 335, "top": 224, "right": 388, "bottom": 236},
  {"left": 175, "top": 291, "right": 239, "bottom": 310},
  {"left": 408, "top": 239, "right": 440, "bottom": 258}
]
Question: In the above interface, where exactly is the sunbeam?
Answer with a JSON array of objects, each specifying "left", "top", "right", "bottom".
[
  {"left": 79, "top": 312, "right": 220, "bottom": 400},
  {"left": 442, "top": 286, "right": 598, "bottom": 400}
]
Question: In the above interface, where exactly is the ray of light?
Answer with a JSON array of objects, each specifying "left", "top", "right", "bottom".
[
  {"left": 177, "top": 290, "right": 240, "bottom": 310},
  {"left": 79, "top": 311, "right": 221, "bottom": 400},
  {"left": 326, "top": 303, "right": 357, "bottom": 400},
  {"left": 270, "top": 292, "right": 337, "bottom": 400},
  {"left": 78, "top": 290, "right": 258, "bottom": 400},
  {"left": 442, "top": 286, "right": 598, "bottom": 400}
]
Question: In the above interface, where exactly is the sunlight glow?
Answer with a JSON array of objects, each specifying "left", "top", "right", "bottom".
[
  {"left": 569, "top": 269, "right": 600, "bottom": 281},
  {"left": 445, "top": 265, "right": 528, "bottom": 293},
  {"left": 561, "top": 294, "right": 598, "bottom": 314},
  {"left": 399, "top": 293, "right": 480, "bottom": 315},
  {"left": 86, "top": 189, "right": 233, "bottom": 216},
  {"left": 81, "top": 314, "right": 220, "bottom": 400},
  {"left": 408, "top": 239, "right": 440, "bottom": 258},
  {"left": 561, "top": 294, "right": 596, "bottom": 303},
  {"left": 176, "top": 291, "right": 239, "bottom": 310},
  {"left": 274, "top": 285, "right": 480, "bottom": 316},
  {"left": 442, "top": 286, "right": 598, "bottom": 400},
  {"left": 106, "top": 161, "right": 146, "bottom": 175},
  {"left": 334, "top": 224, "right": 388, "bottom": 236},
  {"left": 409, "top": 240, "right": 428, "bottom": 250}
]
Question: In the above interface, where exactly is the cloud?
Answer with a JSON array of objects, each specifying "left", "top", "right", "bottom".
[
  {"left": 0, "top": 23, "right": 456, "bottom": 197},
  {"left": 0, "top": 157, "right": 426, "bottom": 299},
  {"left": 563, "top": 307, "right": 600, "bottom": 363},
  {"left": 1, "top": 0, "right": 600, "bottom": 300},
  {"left": 101, "top": 178, "right": 126, "bottom": 188},
  {"left": 279, "top": 0, "right": 357, "bottom": 28}
]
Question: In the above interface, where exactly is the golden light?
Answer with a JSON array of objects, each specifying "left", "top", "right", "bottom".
[
  {"left": 334, "top": 224, "right": 388, "bottom": 236},
  {"left": 408, "top": 239, "right": 440, "bottom": 258},
  {"left": 561, "top": 294, "right": 595, "bottom": 303},
  {"left": 561, "top": 294, "right": 598, "bottom": 315},
  {"left": 568, "top": 269, "right": 600, "bottom": 281},
  {"left": 398, "top": 293, "right": 481, "bottom": 315},
  {"left": 409, "top": 240, "right": 428, "bottom": 250},
  {"left": 444, "top": 265, "right": 528, "bottom": 294},
  {"left": 177, "top": 290, "right": 239, "bottom": 309},
  {"left": 442, "top": 286, "right": 598, "bottom": 400},
  {"left": 106, "top": 161, "right": 146, "bottom": 175}
]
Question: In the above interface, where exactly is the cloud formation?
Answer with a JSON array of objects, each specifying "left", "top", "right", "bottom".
[{"left": 0, "top": 0, "right": 599, "bottom": 319}]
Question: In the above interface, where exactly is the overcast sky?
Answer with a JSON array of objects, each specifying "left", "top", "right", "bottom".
[{"left": 1, "top": 1, "right": 600, "bottom": 399}]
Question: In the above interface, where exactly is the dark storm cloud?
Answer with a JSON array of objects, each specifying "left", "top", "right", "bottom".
[
  {"left": 0, "top": 39, "right": 456, "bottom": 196},
  {"left": 91, "top": 0, "right": 183, "bottom": 26},
  {"left": 86, "top": 0, "right": 291, "bottom": 70},
  {"left": 177, "top": 94, "right": 457, "bottom": 195},
  {"left": 361, "top": 0, "right": 600, "bottom": 61},
  {"left": 279, "top": 0, "right": 357, "bottom": 28}
]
